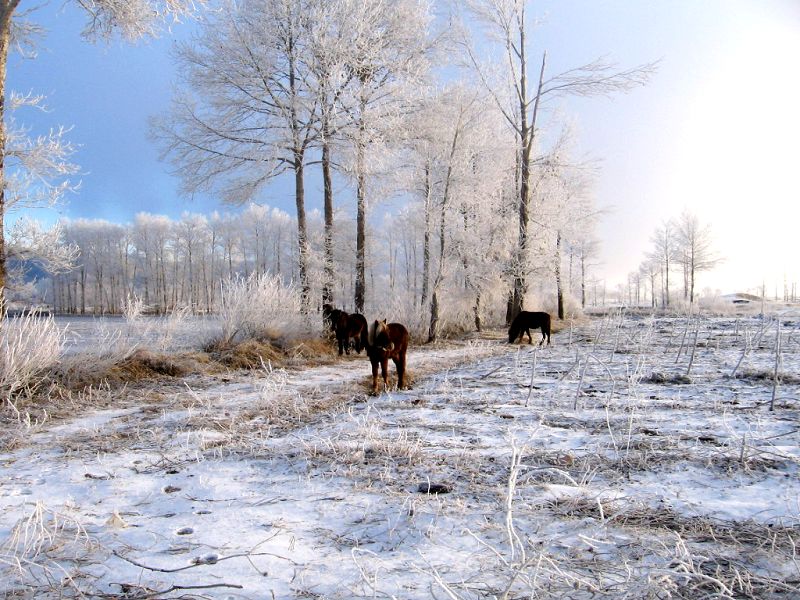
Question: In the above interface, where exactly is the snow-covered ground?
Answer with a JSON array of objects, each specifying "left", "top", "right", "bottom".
[{"left": 1, "top": 312, "right": 799, "bottom": 598}]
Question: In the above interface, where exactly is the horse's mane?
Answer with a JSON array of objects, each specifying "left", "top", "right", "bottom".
[{"left": 368, "top": 319, "right": 387, "bottom": 347}]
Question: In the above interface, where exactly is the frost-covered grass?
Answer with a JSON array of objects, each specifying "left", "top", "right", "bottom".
[
  {"left": 1, "top": 309, "right": 65, "bottom": 404},
  {"left": 0, "top": 311, "right": 798, "bottom": 598}
]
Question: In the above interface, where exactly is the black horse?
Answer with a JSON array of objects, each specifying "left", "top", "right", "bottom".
[
  {"left": 367, "top": 319, "right": 409, "bottom": 393},
  {"left": 508, "top": 311, "right": 551, "bottom": 346},
  {"left": 322, "top": 303, "right": 343, "bottom": 338},
  {"left": 335, "top": 311, "right": 368, "bottom": 355}
]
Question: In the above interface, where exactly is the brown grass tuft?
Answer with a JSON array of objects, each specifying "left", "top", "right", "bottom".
[
  {"left": 114, "top": 349, "right": 191, "bottom": 378},
  {"left": 286, "top": 337, "right": 338, "bottom": 362},
  {"left": 207, "top": 338, "right": 284, "bottom": 369},
  {"left": 54, "top": 349, "right": 205, "bottom": 392}
]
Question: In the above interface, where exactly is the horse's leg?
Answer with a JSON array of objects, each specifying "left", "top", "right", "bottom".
[
  {"left": 371, "top": 359, "right": 379, "bottom": 394},
  {"left": 394, "top": 355, "right": 405, "bottom": 389},
  {"left": 338, "top": 335, "right": 344, "bottom": 356},
  {"left": 381, "top": 358, "right": 389, "bottom": 390},
  {"left": 525, "top": 327, "right": 533, "bottom": 344}
]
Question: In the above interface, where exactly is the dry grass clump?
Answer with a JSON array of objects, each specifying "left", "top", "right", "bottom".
[
  {"left": 113, "top": 349, "right": 194, "bottom": 378},
  {"left": 205, "top": 338, "right": 284, "bottom": 370},
  {"left": 53, "top": 349, "right": 205, "bottom": 391},
  {"left": 0, "top": 501, "right": 103, "bottom": 597},
  {"left": 732, "top": 369, "right": 800, "bottom": 385},
  {"left": 643, "top": 371, "right": 692, "bottom": 385},
  {"left": 285, "top": 337, "right": 338, "bottom": 362},
  {"left": 546, "top": 495, "right": 799, "bottom": 555}
]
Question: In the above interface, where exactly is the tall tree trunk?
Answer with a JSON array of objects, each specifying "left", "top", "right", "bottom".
[
  {"left": 428, "top": 112, "right": 463, "bottom": 343},
  {"left": 555, "top": 230, "right": 564, "bottom": 320},
  {"left": 80, "top": 267, "right": 86, "bottom": 314},
  {"left": 474, "top": 291, "right": 482, "bottom": 332},
  {"left": 0, "top": 2, "right": 19, "bottom": 311},
  {"left": 427, "top": 180, "right": 448, "bottom": 343},
  {"left": 420, "top": 163, "right": 432, "bottom": 307},
  {"left": 354, "top": 86, "right": 367, "bottom": 313},
  {"left": 294, "top": 151, "right": 310, "bottom": 310},
  {"left": 321, "top": 119, "right": 335, "bottom": 308},
  {"left": 580, "top": 250, "right": 586, "bottom": 309},
  {"left": 512, "top": 48, "right": 547, "bottom": 320}
]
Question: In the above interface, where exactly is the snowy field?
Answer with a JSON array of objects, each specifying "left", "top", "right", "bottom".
[{"left": 1, "top": 311, "right": 799, "bottom": 598}]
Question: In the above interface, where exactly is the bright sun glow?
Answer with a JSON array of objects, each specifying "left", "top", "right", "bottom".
[{"left": 660, "top": 10, "right": 800, "bottom": 294}]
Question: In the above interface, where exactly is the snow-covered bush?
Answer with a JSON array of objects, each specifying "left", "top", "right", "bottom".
[
  {"left": 1, "top": 304, "right": 64, "bottom": 401},
  {"left": 217, "top": 273, "right": 308, "bottom": 344}
]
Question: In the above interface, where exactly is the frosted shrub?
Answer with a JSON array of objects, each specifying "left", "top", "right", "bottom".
[
  {"left": 155, "top": 304, "right": 195, "bottom": 351},
  {"left": 122, "top": 293, "right": 147, "bottom": 322},
  {"left": 1, "top": 307, "right": 65, "bottom": 400},
  {"left": 374, "top": 282, "right": 510, "bottom": 340},
  {"left": 218, "top": 273, "right": 307, "bottom": 344},
  {"left": 375, "top": 294, "right": 429, "bottom": 340}
]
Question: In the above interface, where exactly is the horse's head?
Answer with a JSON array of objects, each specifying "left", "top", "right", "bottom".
[{"left": 368, "top": 319, "right": 394, "bottom": 351}]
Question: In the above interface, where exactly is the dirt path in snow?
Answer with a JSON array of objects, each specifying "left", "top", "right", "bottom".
[{"left": 1, "top": 333, "right": 512, "bottom": 457}]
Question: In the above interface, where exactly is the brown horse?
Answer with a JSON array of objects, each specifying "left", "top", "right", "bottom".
[
  {"left": 508, "top": 311, "right": 551, "bottom": 346},
  {"left": 366, "top": 319, "right": 409, "bottom": 393},
  {"left": 335, "top": 311, "right": 368, "bottom": 355}
]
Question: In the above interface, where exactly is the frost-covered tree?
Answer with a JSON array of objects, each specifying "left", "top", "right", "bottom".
[
  {"left": 154, "top": 0, "right": 317, "bottom": 309},
  {"left": 461, "top": 0, "right": 656, "bottom": 320},
  {"left": 648, "top": 219, "right": 677, "bottom": 307},
  {"left": 339, "top": 0, "right": 431, "bottom": 313},
  {"left": 6, "top": 217, "right": 77, "bottom": 306},
  {"left": 0, "top": 0, "right": 205, "bottom": 307},
  {"left": 676, "top": 210, "right": 720, "bottom": 305}
]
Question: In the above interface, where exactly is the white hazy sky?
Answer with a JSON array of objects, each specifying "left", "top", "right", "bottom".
[{"left": 7, "top": 0, "right": 800, "bottom": 296}]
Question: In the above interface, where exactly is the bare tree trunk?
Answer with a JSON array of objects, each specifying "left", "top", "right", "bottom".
[
  {"left": 78, "top": 268, "right": 85, "bottom": 314},
  {"left": 512, "top": 49, "right": 547, "bottom": 319},
  {"left": 428, "top": 109, "right": 463, "bottom": 343},
  {"left": 428, "top": 182, "right": 447, "bottom": 343},
  {"left": 555, "top": 230, "right": 564, "bottom": 320},
  {"left": 321, "top": 119, "right": 335, "bottom": 307},
  {"left": 354, "top": 85, "right": 367, "bottom": 314},
  {"left": 420, "top": 163, "right": 432, "bottom": 307},
  {"left": 474, "top": 291, "right": 482, "bottom": 332},
  {"left": 0, "top": 1, "right": 19, "bottom": 311},
  {"left": 580, "top": 250, "right": 586, "bottom": 309},
  {"left": 294, "top": 152, "right": 310, "bottom": 310}
]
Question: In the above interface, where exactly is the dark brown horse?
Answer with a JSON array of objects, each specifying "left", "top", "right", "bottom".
[
  {"left": 322, "top": 303, "right": 343, "bottom": 338},
  {"left": 335, "top": 311, "right": 368, "bottom": 355},
  {"left": 508, "top": 311, "right": 551, "bottom": 346},
  {"left": 367, "top": 319, "right": 409, "bottom": 393}
]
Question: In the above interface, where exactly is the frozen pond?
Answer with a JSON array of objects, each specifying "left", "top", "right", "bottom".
[{"left": 53, "top": 314, "right": 223, "bottom": 355}]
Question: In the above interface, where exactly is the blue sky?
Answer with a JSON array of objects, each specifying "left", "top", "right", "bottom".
[{"left": 7, "top": 0, "right": 800, "bottom": 294}]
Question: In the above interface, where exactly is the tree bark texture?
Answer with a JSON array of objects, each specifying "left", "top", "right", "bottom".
[{"left": 0, "top": 1, "right": 19, "bottom": 309}]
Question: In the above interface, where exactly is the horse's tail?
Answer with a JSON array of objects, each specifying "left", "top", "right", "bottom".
[
  {"left": 508, "top": 315, "right": 521, "bottom": 343},
  {"left": 360, "top": 322, "right": 370, "bottom": 350},
  {"left": 367, "top": 320, "right": 378, "bottom": 347}
]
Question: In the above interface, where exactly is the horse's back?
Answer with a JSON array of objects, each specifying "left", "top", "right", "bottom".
[{"left": 387, "top": 323, "right": 409, "bottom": 352}]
